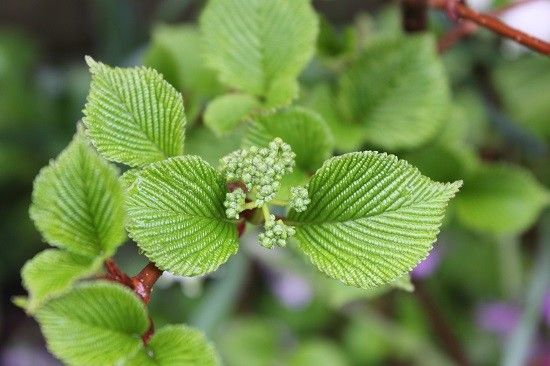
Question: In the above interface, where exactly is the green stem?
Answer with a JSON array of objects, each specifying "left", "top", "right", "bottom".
[
  {"left": 189, "top": 252, "right": 249, "bottom": 336},
  {"left": 503, "top": 214, "right": 550, "bottom": 366},
  {"left": 342, "top": 305, "right": 454, "bottom": 366},
  {"left": 243, "top": 202, "right": 257, "bottom": 210},
  {"left": 269, "top": 199, "right": 288, "bottom": 206},
  {"left": 262, "top": 205, "right": 271, "bottom": 222}
]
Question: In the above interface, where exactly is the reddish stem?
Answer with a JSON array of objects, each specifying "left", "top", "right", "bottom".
[
  {"left": 103, "top": 259, "right": 163, "bottom": 345},
  {"left": 104, "top": 259, "right": 133, "bottom": 287},
  {"left": 142, "top": 316, "right": 155, "bottom": 345},
  {"left": 430, "top": 0, "right": 550, "bottom": 55},
  {"left": 131, "top": 262, "right": 163, "bottom": 304}
]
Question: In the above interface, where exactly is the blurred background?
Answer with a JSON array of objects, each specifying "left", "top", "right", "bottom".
[{"left": 1, "top": 0, "right": 550, "bottom": 365}]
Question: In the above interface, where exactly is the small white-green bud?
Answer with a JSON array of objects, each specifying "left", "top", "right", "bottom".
[
  {"left": 223, "top": 188, "right": 246, "bottom": 219},
  {"left": 258, "top": 214, "right": 295, "bottom": 249},
  {"left": 289, "top": 186, "right": 310, "bottom": 212}
]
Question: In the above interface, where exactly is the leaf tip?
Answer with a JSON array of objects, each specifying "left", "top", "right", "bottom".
[
  {"left": 84, "top": 55, "right": 98, "bottom": 69},
  {"left": 12, "top": 296, "right": 29, "bottom": 311}
]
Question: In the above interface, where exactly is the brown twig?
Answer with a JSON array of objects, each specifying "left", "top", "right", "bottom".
[
  {"left": 131, "top": 262, "right": 163, "bottom": 304},
  {"left": 401, "top": 0, "right": 428, "bottom": 32},
  {"left": 104, "top": 259, "right": 163, "bottom": 345},
  {"left": 413, "top": 280, "right": 471, "bottom": 366},
  {"left": 104, "top": 259, "right": 133, "bottom": 287},
  {"left": 429, "top": 0, "right": 550, "bottom": 55},
  {"left": 437, "top": 21, "right": 477, "bottom": 53}
]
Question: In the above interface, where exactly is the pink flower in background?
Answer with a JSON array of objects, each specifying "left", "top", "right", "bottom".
[
  {"left": 542, "top": 290, "right": 550, "bottom": 327},
  {"left": 270, "top": 272, "right": 313, "bottom": 309},
  {"left": 411, "top": 246, "right": 442, "bottom": 279},
  {"left": 1, "top": 345, "right": 60, "bottom": 366},
  {"left": 476, "top": 302, "right": 522, "bottom": 336}
]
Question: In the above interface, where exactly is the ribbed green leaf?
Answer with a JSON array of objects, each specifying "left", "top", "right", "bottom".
[
  {"left": 456, "top": 164, "right": 550, "bottom": 234},
  {"left": 126, "top": 156, "right": 238, "bottom": 276},
  {"left": 21, "top": 249, "right": 102, "bottom": 313},
  {"left": 338, "top": 34, "right": 450, "bottom": 150},
  {"left": 288, "top": 152, "right": 461, "bottom": 289},
  {"left": 144, "top": 25, "right": 221, "bottom": 97},
  {"left": 144, "top": 25, "right": 222, "bottom": 123},
  {"left": 36, "top": 282, "right": 149, "bottom": 366},
  {"left": 83, "top": 57, "right": 186, "bottom": 167},
  {"left": 244, "top": 107, "right": 333, "bottom": 172},
  {"left": 494, "top": 56, "right": 550, "bottom": 139},
  {"left": 30, "top": 130, "right": 125, "bottom": 258},
  {"left": 125, "top": 325, "right": 219, "bottom": 366},
  {"left": 303, "top": 84, "right": 364, "bottom": 153},
  {"left": 200, "top": 0, "right": 318, "bottom": 105},
  {"left": 185, "top": 125, "right": 242, "bottom": 166},
  {"left": 204, "top": 94, "right": 259, "bottom": 137}
]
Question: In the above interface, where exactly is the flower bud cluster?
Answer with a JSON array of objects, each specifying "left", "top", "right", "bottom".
[
  {"left": 289, "top": 186, "right": 310, "bottom": 212},
  {"left": 220, "top": 138, "right": 296, "bottom": 206},
  {"left": 258, "top": 214, "right": 296, "bottom": 249},
  {"left": 223, "top": 188, "right": 246, "bottom": 219}
]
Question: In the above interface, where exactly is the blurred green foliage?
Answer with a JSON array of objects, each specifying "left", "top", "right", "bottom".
[{"left": 3, "top": 0, "right": 550, "bottom": 365}]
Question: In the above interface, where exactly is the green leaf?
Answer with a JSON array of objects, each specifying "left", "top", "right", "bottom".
[
  {"left": 36, "top": 282, "right": 149, "bottom": 366},
  {"left": 244, "top": 107, "right": 333, "bottom": 172},
  {"left": 275, "top": 170, "right": 309, "bottom": 202},
  {"left": 126, "top": 155, "right": 238, "bottom": 276},
  {"left": 144, "top": 25, "right": 222, "bottom": 123},
  {"left": 494, "top": 55, "right": 550, "bottom": 139},
  {"left": 125, "top": 325, "right": 219, "bottom": 366},
  {"left": 204, "top": 94, "right": 259, "bottom": 137},
  {"left": 337, "top": 34, "right": 450, "bottom": 150},
  {"left": 289, "top": 340, "right": 348, "bottom": 366},
  {"left": 288, "top": 152, "right": 461, "bottom": 289},
  {"left": 83, "top": 57, "right": 186, "bottom": 167},
  {"left": 456, "top": 164, "right": 550, "bottom": 234},
  {"left": 21, "top": 249, "right": 103, "bottom": 313},
  {"left": 185, "top": 125, "right": 243, "bottom": 166},
  {"left": 30, "top": 130, "right": 125, "bottom": 258},
  {"left": 217, "top": 317, "right": 280, "bottom": 366},
  {"left": 200, "top": 0, "right": 318, "bottom": 104},
  {"left": 302, "top": 84, "right": 364, "bottom": 152},
  {"left": 402, "top": 144, "right": 476, "bottom": 183},
  {"left": 144, "top": 25, "right": 221, "bottom": 96}
]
